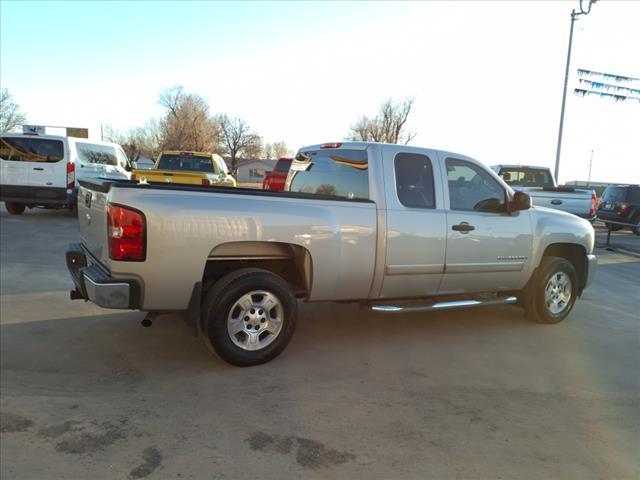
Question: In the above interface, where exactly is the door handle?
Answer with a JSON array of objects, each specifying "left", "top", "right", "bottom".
[
  {"left": 33, "top": 167, "right": 44, "bottom": 171},
  {"left": 452, "top": 222, "right": 475, "bottom": 233}
]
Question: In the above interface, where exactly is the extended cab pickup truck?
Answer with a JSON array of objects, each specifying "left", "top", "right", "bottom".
[
  {"left": 67, "top": 142, "right": 596, "bottom": 366},
  {"left": 491, "top": 165, "right": 597, "bottom": 221}
]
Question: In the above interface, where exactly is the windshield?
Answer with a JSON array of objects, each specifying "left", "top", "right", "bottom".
[
  {"left": 498, "top": 168, "right": 554, "bottom": 188},
  {"left": 157, "top": 154, "right": 213, "bottom": 173}
]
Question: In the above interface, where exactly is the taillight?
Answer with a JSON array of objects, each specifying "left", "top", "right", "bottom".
[
  {"left": 589, "top": 193, "right": 596, "bottom": 217},
  {"left": 107, "top": 204, "right": 146, "bottom": 261},
  {"left": 320, "top": 142, "right": 343, "bottom": 149},
  {"left": 131, "top": 174, "right": 137, "bottom": 182},
  {"left": 67, "top": 162, "right": 75, "bottom": 189},
  {"left": 620, "top": 202, "right": 631, "bottom": 215},
  {"left": 202, "top": 178, "right": 212, "bottom": 186}
]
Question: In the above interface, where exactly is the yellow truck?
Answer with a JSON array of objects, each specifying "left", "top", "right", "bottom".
[{"left": 132, "top": 151, "right": 236, "bottom": 187}]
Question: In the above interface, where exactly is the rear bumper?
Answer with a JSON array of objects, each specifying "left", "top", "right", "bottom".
[
  {"left": 597, "top": 212, "right": 634, "bottom": 226},
  {"left": 584, "top": 254, "right": 597, "bottom": 290},
  {"left": 1, "top": 184, "right": 78, "bottom": 206},
  {"left": 66, "top": 243, "right": 140, "bottom": 309}
]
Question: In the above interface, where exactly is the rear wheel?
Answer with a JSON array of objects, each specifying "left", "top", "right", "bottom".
[
  {"left": 201, "top": 268, "right": 298, "bottom": 366},
  {"left": 528, "top": 256, "right": 578, "bottom": 324},
  {"left": 5, "top": 202, "right": 26, "bottom": 215},
  {"left": 631, "top": 216, "right": 640, "bottom": 236},
  {"left": 607, "top": 223, "right": 624, "bottom": 231}
]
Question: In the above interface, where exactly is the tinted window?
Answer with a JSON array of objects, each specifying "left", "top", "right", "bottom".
[
  {"left": 287, "top": 149, "right": 368, "bottom": 200},
  {"left": 601, "top": 186, "right": 628, "bottom": 203},
  {"left": 499, "top": 167, "right": 553, "bottom": 188},
  {"left": 447, "top": 158, "right": 506, "bottom": 211},
  {"left": 0, "top": 137, "right": 64, "bottom": 163},
  {"left": 627, "top": 187, "right": 640, "bottom": 203},
  {"left": 76, "top": 142, "right": 117, "bottom": 166},
  {"left": 394, "top": 153, "right": 435, "bottom": 208},
  {"left": 157, "top": 154, "right": 213, "bottom": 173},
  {"left": 275, "top": 159, "right": 292, "bottom": 173}
]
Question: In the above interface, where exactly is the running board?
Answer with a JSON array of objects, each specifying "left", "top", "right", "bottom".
[{"left": 369, "top": 295, "right": 518, "bottom": 313}]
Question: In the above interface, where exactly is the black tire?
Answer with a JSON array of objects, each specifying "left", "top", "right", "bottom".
[
  {"left": 201, "top": 268, "right": 298, "bottom": 366},
  {"left": 5, "top": 202, "right": 26, "bottom": 215},
  {"left": 528, "top": 256, "right": 578, "bottom": 324},
  {"left": 630, "top": 215, "right": 640, "bottom": 236},
  {"left": 607, "top": 223, "right": 624, "bottom": 231}
]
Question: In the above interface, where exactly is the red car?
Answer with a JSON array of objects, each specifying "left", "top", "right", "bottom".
[{"left": 262, "top": 157, "right": 292, "bottom": 192}]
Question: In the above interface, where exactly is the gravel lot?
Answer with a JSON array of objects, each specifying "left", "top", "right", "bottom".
[{"left": 1, "top": 206, "right": 639, "bottom": 479}]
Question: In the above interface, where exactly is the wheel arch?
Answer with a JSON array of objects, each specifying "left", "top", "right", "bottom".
[
  {"left": 202, "top": 241, "right": 313, "bottom": 299},
  {"left": 542, "top": 243, "right": 588, "bottom": 294}
]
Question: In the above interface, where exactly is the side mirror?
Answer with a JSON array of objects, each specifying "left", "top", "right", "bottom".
[
  {"left": 509, "top": 191, "right": 532, "bottom": 212},
  {"left": 125, "top": 163, "right": 132, "bottom": 172}
]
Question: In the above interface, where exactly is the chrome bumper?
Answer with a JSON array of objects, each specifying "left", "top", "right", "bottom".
[
  {"left": 66, "top": 243, "right": 139, "bottom": 309},
  {"left": 584, "top": 254, "right": 597, "bottom": 290}
]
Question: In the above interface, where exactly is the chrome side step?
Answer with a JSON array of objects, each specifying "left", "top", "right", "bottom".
[{"left": 369, "top": 296, "right": 518, "bottom": 313}]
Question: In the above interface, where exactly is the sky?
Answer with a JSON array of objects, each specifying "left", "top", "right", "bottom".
[{"left": 1, "top": 0, "right": 639, "bottom": 184}]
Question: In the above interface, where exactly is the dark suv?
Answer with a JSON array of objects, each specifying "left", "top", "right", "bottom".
[{"left": 597, "top": 185, "right": 640, "bottom": 235}]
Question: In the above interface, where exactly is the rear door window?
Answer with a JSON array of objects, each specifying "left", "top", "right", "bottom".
[
  {"left": 394, "top": 153, "right": 435, "bottom": 208},
  {"left": 287, "top": 149, "right": 368, "bottom": 200},
  {"left": 76, "top": 142, "right": 117, "bottom": 166},
  {"left": 627, "top": 187, "right": 640, "bottom": 203},
  {"left": 0, "top": 137, "right": 64, "bottom": 163}
]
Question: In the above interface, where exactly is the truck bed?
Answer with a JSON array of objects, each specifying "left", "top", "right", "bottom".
[{"left": 77, "top": 178, "right": 378, "bottom": 310}]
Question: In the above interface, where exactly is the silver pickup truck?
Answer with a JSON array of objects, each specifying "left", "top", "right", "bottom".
[
  {"left": 491, "top": 165, "right": 597, "bottom": 221},
  {"left": 67, "top": 142, "right": 596, "bottom": 366}
]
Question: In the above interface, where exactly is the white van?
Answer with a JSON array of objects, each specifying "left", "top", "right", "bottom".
[{"left": 0, "top": 133, "right": 132, "bottom": 214}]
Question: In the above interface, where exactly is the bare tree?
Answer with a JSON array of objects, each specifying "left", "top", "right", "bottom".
[
  {"left": 262, "top": 141, "right": 290, "bottom": 159},
  {"left": 157, "top": 86, "right": 219, "bottom": 152},
  {"left": 271, "top": 141, "right": 291, "bottom": 158},
  {"left": 263, "top": 142, "right": 274, "bottom": 160},
  {"left": 104, "top": 121, "right": 161, "bottom": 163},
  {"left": 217, "top": 114, "right": 262, "bottom": 172},
  {"left": 349, "top": 97, "right": 416, "bottom": 144},
  {"left": 0, "top": 89, "right": 27, "bottom": 133}
]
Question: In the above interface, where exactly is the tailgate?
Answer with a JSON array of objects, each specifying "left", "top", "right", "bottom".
[
  {"left": 77, "top": 180, "right": 111, "bottom": 264},
  {"left": 528, "top": 189, "right": 592, "bottom": 215},
  {"left": 133, "top": 169, "right": 205, "bottom": 185}
]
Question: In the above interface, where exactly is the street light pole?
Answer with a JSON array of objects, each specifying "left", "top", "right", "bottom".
[
  {"left": 587, "top": 149, "right": 594, "bottom": 187},
  {"left": 553, "top": 0, "right": 597, "bottom": 183}
]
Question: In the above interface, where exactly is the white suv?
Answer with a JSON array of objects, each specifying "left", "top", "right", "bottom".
[{"left": 0, "top": 133, "right": 131, "bottom": 215}]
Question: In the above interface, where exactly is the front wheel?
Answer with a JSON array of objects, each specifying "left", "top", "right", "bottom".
[
  {"left": 5, "top": 202, "right": 26, "bottom": 215},
  {"left": 201, "top": 268, "right": 298, "bottom": 366},
  {"left": 528, "top": 256, "right": 578, "bottom": 324}
]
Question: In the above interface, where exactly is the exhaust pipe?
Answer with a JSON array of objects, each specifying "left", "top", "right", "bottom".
[{"left": 141, "top": 312, "right": 159, "bottom": 327}]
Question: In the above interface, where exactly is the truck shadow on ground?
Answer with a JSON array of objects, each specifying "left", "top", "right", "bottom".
[{"left": 0, "top": 303, "right": 531, "bottom": 379}]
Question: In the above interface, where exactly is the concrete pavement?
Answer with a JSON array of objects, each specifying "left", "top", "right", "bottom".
[{"left": 1, "top": 207, "right": 639, "bottom": 479}]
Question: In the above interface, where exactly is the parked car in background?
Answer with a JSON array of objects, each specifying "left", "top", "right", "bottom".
[
  {"left": 491, "top": 165, "right": 596, "bottom": 221},
  {"left": 0, "top": 132, "right": 131, "bottom": 215},
  {"left": 597, "top": 185, "right": 640, "bottom": 235},
  {"left": 68, "top": 142, "right": 595, "bottom": 366},
  {"left": 132, "top": 151, "right": 236, "bottom": 188},
  {"left": 262, "top": 157, "right": 292, "bottom": 191}
]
